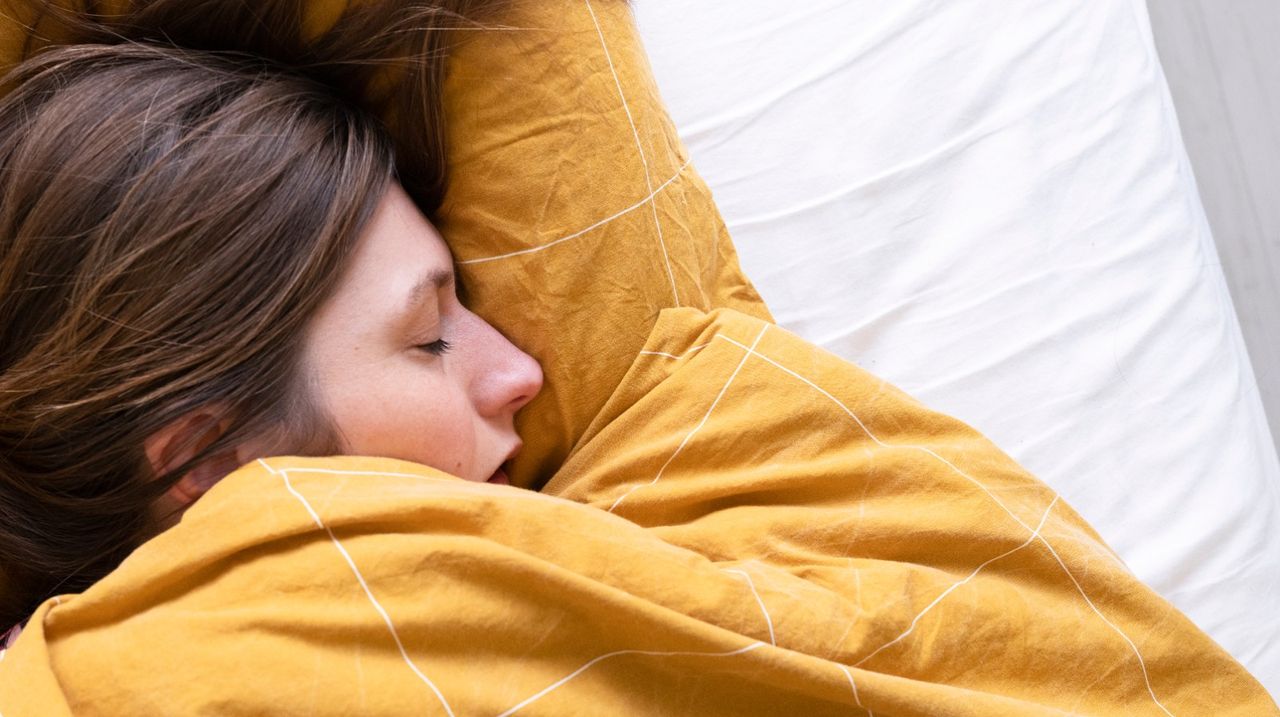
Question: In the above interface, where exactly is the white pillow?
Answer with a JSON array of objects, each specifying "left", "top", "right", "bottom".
[{"left": 635, "top": 0, "right": 1280, "bottom": 693}]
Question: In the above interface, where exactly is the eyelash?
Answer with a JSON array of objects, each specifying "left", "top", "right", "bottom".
[{"left": 416, "top": 338, "right": 452, "bottom": 356}]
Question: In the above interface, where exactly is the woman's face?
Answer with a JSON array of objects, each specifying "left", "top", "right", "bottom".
[{"left": 302, "top": 184, "right": 542, "bottom": 484}]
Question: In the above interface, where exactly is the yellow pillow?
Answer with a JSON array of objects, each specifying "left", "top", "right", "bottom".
[{"left": 438, "top": 0, "right": 771, "bottom": 487}]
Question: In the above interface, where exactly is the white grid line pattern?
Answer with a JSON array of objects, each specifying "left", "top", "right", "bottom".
[
  {"left": 852, "top": 497, "right": 1058, "bottom": 668},
  {"left": 458, "top": 158, "right": 691, "bottom": 266},
  {"left": 838, "top": 664, "right": 873, "bottom": 717},
  {"left": 715, "top": 335, "right": 1039, "bottom": 533},
  {"left": 495, "top": 642, "right": 766, "bottom": 717},
  {"left": 262, "top": 466, "right": 432, "bottom": 480},
  {"left": 583, "top": 0, "right": 681, "bottom": 307},
  {"left": 1035, "top": 533, "right": 1174, "bottom": 716},
  {"left": 258, "top": 460, "right": 457, "bottom": 717},
  {"left": 829, "top": 561, "right": 865, "bottom": 663},
  {"left": 275, "top": 465, "right": 591, "bottom": 514},
  {"left": 639, "top": 343, "right": 709, "bottom": 361},
  {"left": 608, "top": 325, "right": 769, "bottom": 513},
  {"left": 724, "top": 568, "right": 777, "bottom": 646},
  {"left": 712, "top": 333, "right": 1174, "bottom": 714}
]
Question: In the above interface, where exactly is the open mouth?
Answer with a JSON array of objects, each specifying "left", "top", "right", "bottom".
[{"left": 486, "top": 442, "right": 522, "bottom": 485}]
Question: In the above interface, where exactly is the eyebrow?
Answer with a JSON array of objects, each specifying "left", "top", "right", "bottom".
[{"left": 406, "top": 267, "right": 456, "bottom": 311}]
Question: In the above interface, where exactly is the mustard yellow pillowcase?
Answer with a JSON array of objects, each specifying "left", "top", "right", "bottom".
[{"left": 438, "top": 0, "right": 771, "bottom": 487}]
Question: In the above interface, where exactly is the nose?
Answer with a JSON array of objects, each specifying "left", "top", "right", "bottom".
[
  {"left": 501, "top": 344, "right": 543, "bottom": 414},
  {"left": 468, "top": 312, "right": 543, "bottom": 417}
]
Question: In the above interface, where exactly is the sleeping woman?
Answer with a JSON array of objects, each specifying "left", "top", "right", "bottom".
[
  {"left": 0, "top": 39, "right": 544, "bottom": 639},
  {"left": 0, "top": 3, "right": 1275, "bottom": 715}
]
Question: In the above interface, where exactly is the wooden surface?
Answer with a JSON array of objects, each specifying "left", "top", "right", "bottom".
[{"left": 1145, "top": 0, "right": 1280, "bottom": 452}]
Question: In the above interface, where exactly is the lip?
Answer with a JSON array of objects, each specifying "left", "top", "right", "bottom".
[{"left": 486, "top": 442, "right": 523, "bottom": 484}]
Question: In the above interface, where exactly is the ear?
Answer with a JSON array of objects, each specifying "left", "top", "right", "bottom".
[{"left": 144, "top": 407, "right": 248, "bottom": 512}]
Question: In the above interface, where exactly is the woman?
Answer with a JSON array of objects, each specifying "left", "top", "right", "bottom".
[{"left": 0, "top": 38, "right": 539, "bottom": 642}]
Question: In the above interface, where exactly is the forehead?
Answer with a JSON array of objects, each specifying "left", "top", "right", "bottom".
[
  {"left": 333, "top": 184, "right": 453, "bottom": 304},
  {"left": 305, "top": 184, "right": 454, "bottom": 339},
  {"left": 355, "top": 185, "right": 452, "bottom": 277}
]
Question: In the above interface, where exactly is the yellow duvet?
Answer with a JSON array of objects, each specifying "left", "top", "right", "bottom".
[{"left": 2, "top": 308, "right": 1273, "bottom": 715}]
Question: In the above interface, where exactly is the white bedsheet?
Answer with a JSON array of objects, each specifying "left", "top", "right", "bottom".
[{"left": 636, "top": 0, "right": 1280, "bottom": 692}]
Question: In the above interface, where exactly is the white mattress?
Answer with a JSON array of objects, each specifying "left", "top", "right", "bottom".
[{"left": 635, "top": 0, "right": 1280, "bottom": 693}]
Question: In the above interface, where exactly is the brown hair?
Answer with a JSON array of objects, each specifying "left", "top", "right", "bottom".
[
  {"left": 4, "top": 0, "right": 509, "bottom": 209},
  {"left": 0, "top": 0, "right": 506, "bottom": 630}
]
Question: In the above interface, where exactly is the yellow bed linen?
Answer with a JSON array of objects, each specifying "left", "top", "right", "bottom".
[
  {"left": 437, "top": 0, "right": 772, "bottom": 489},
  {"left": 1, "top": 1, "right": 1274, "bottom": 713},
  {"left": 2, "top": 308, "right": 1273, "bottom": 715}
]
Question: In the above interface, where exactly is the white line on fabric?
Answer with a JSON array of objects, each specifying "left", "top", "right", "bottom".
[
  {"left": 711, "top": 335, "right": 1039, "bottom": 536},
  {"left": 852, "top": 497, "right": 1058, "bottom": 668},
  {"left": 458, "top": 158, "right": 691, "bottom": 266},
  {"left": 257, "top": 460, "right": 457, "bottom": 717},
  {"left": 608, "top": 325, "right": 769, "bottom": 513},
  {"left": 638, "top": 343, "right": 709, "bottom": 360},
  {"left": 689, "top": 334, "right": 1175, "bottom": 714},
  {"left": 269, "top": 466, "right": 438, "bottom": 480},
  {"left": 266, "top": 463, "right": 588, "bottom": 514},
  {"left": 495, "top": 642, "right": 766, "bottom": 717},
  {"left": 724, "top": 568, "right": 776, "bottom": 646},
  {"left": 582, "top": 0, "right": 681, "bottom": 308},
  {"left": 827, "top": 560, "right": 865, "bottom": 655},
  {"left": 1035, "top": 535, "right": 1175, "bottom": 717},
  {"left": 838, "top": 664, "right": 873, "bottom": 717}
]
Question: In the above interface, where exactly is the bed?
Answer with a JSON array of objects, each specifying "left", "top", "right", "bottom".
[
  {"left": 0, "top": 0, "right": 1276, "bottom": 711},
  {"left": 633, "top": 0, "right": 1280, "bottom": 694}
]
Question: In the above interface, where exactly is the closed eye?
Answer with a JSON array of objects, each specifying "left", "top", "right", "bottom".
[{"left": 416, "top": 338, "right": 452, "bottom": 356}]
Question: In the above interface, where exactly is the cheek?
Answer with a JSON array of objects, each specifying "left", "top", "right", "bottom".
[
  {"left": 319, "top": 363, "right": 479, "bottom": 478},
  {"left": 421, "top": 394, "right": 478, "bottom": 476}
]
